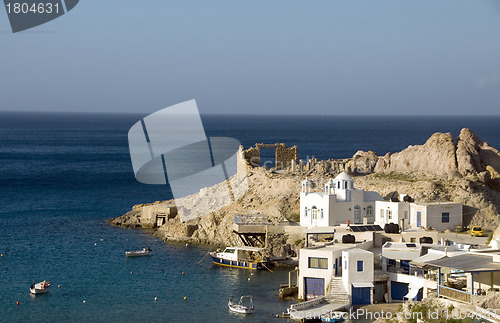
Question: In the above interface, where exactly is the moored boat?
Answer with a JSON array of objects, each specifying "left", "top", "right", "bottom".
[
  {"left": 209, "top": 246, "right": 267, "bottom": 270},
  {"left": 228, "top": 295, "right": 254, "bottom": 314},
  {"left": 125, "top": 247, "right": 151, "bottom": 257},
  {"left": 30, "top": 281, "right": 50, "bottom": 295},
  {"left": 320, "top": 311, "right": 347, "bottom": 322}
]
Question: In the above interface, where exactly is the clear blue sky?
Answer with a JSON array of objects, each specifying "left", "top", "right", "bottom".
[{"left": 1, "top": 0, "right": 500, "bottom": 115}]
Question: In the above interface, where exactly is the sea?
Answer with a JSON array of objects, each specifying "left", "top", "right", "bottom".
[{"left": 1, "top": 112, "right": 500, "bottom": 322}]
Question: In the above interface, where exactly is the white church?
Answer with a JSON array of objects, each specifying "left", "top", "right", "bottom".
[{"left": 300, "top": 172, "right": 384, "bottom": 227}]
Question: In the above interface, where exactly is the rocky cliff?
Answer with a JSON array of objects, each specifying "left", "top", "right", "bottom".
[{"left": 110, "top": 128, "right": 500, "bottom": 249}]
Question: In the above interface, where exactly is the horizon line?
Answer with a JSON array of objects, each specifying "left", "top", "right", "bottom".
[{"left": 2, "top": 109, "right": 500, "bottom": 118}]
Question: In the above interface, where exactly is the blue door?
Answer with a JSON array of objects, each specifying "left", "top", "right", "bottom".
[
  {"left": 391, "top": 282, "right": 409, "bottom": 301},
  {"left": 305, "top": 278, "right": 324, "bottom": 300},
  {"left": 417, "top": 211, "right": 421, "bottom": 227},
  {"left": 352, "top": 286, "right": 370, "bottom": 305},
  {"left": 335, "top": 258, "right": 338, "bottom": 276}
]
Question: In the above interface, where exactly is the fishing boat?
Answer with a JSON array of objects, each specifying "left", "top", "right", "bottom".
[
  {"left": 125, "top": 247, "right": 151, "bottom": 257},
  {"left": 30, "top": 281, "right": 50, "bottom": 295},
  {"left": 209, "top": 246, "right": 267, "bottom": 270},
  {"left": 320, "top": 311, "right": 346, "bottom": 322},
  {"left": 228, "top": 295, "right": 254, "bottom": 314}
]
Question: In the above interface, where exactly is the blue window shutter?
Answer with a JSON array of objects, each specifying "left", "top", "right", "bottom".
[{"left": 357, "top": 260, "right": 363, "bottom": 272}]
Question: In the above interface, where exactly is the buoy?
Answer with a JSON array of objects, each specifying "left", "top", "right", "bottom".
[
  {"left": 183, "top": 296, "right": 187, "bottom": 300},
  {"left": 94, "top": 243, "right": 97, "bottom": 246},
  {"left": 185, "top": 243, "right": 188, "bottom": 247},
  {"left": 58, "top": 285, "right": 61, "bottom": 288},
  {"left": 270, "top": 313, "right": 273, "bottom": 316},
  {"left": 130, "top": 271, "right": 133, "bottom": 275},
  {"left": 154, "top": 297, "right": 158, "bottom": 301},
  {"left": 83, "top": 300, "right": 86, "bottom": 303},
  {"left": 1, "top": 254, "right": 3, "bottom": 257},
  {"left": 248, "top": 278, "right": 251, "bottom": 281},
  {"left": 169, "top": 288, "right": 172, "bottom": 291},
  {"left": 100, "top": 239, "right": 103, "bottom": 241},
  {"left": 16, "top": 301, "right": 19, "bottom": 305},
  {"left": 181, "top": 272, "right": 185, "bottom": 275}
]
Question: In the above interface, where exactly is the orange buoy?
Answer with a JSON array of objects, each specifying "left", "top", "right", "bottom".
[
  {"left": 181, "top": 272, "right": 185, "bottom": 275},
  {"left": 58, "top": 285, "right": 61, "bottom": 288},
  {"left": 16, "top": 301, "right": 19, "bottom": 305},
  {"left": 183, "top": 296, "right": 187, "bottom": 300}
]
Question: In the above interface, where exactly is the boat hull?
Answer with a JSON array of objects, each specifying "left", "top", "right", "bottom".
[
  {"left": 125, "top": 250, "right": 151, "bottom": 257},
  {"left": 30, "top": 282, "right": 50, "bottom": 295},
  {"left": 210, "top": 254, "right": 264, "bottom": 270},
  {"left": 228, "top": 302, "right": 254, "bottom": 314}
]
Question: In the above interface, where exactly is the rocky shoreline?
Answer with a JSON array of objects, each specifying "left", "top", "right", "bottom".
[{"left": 109, "top": 128, "right": 500, "bottom": 252}]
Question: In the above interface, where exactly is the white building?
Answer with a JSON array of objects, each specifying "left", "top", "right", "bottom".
[
  {"left": 375, "top": 200, "right": 462, "bottom": 232},
  {"left": 300, "top": 172, "right": 384, "bottom": 227},
  {"left": 375, "top": 200, "right": 411, "bottom": 230},
  {"left": 297, "top": 240, "right": 374, "bottom": 305},
  {"left": 410, "top": 202, "right": 462, "bottom": 232},
  {"left": 342, "top": 248, "right": 374, "bottom": 305}
]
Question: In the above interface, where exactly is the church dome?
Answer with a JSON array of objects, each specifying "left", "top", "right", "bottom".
[{"left": 335, "top": 172, "right": 352, "bottom": 181}]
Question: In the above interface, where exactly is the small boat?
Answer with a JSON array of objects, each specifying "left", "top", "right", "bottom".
[
  {"left": 320, "top": 311, "right": 346, "bottom": 322},
  {"left": 125, "top": 247, "right": 151, "bottom": 257},
  {"left": 30, "top": 281, "right": 50, "bottom": 295},
  {"left": 209, "top": 246, "right": 267, "bottom": 270},
  {"left": 228, "top": 295, "right": 254, "bottom": 314}
]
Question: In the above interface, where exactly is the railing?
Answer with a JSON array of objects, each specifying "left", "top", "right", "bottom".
[
  {"left": 439, "top": 285, "right": 471, "bottom": 303},
  {"left": 234, "top": 214, "right": 268, "bottom": 225}
]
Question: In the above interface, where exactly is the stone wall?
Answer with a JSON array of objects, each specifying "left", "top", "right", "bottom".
[
  {"left": 238, "top": 143, "right": 298, "bottom": 171},
  {"left": 237, "top": 143, "right": 351, "bottom": 176}
]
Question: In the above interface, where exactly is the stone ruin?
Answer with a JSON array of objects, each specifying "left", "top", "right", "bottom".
[
  {"left": 237, "top": 143, "right": 352, "bottom": 175},
  {"left": 237, "top": 143, "right": 298, "bottom": 171}
]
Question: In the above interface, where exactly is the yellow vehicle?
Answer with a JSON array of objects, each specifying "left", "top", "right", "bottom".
[{"left": 471, "top": 226, "right": 483, "bottom": 237}]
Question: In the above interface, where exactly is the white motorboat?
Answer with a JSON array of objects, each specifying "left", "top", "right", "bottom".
[
  {"left": 125, "top": 247, "right": 151, "bottom": 257},
  {"left": 228, "top": 295, "right": 254, "bottom": 314},
  {"left": 30, "top": 281, "right": 50, "bottom": 295}
]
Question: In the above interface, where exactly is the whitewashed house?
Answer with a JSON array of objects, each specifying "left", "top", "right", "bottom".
[
  {"left": 297, "top": 241, "right": 374, "bottom": 303},
  {"left": 300, "top": 172, "right": 383, "bottom": 227},
  {"left": 375, "top": 199, "right": 462, "bottom": 232},
  {"left": 410, "top": 202, "right": 462, "bottom": 232},
  {"left": 342, "top": 248, "right": 374, "bottom": 305},
  {"left": 375, "top": 200, "right": 411, "bottom": 230}
]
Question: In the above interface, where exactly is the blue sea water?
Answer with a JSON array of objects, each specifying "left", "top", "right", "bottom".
[{"left": 1, "top": 112, "right": 500, "bottom": 322}]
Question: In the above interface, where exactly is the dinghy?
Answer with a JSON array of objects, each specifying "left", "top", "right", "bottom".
[
  {"left": 125, "top": 247, "right": 151, "bottom": 257},
  {"left": 228, "top": 295, "right": 254, "bottom": 314},
  {"left": 30, "top": 281, "right": 50, "bottom": 295}
]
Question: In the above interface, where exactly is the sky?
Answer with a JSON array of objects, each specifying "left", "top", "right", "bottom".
[{"left": 1, "top": 0, "right": 500, "bottom": 115}]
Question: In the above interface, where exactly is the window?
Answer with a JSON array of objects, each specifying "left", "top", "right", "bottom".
[
  {"left": 308, "top": 257, "right": 328, "bottom": 269},
  {"left": 404, "top": 211, "right": 408, "bottom": 219},
  {"left": 321, "top": 209, "right": 324, "bottom": 219},
  {"left": 442, "top": 212, "right": 449, "bottom": 223},
  {"left": 312, "top": 206, "right": 318, "bottom": 220},
  {"left": 387, "top": 210, "right": 392, "bottom": 220},
  {"left": 345, "top": 260, "right": 347, "bottom": 270},
  {"left": 380, "top": 209, "right": 384, "bottom": 219},
  {"left": 305, "top": 207, "right": 308, "bottom": 217},
  {"left": 357, "top": 260, "right": 363, "bottom": 272},
  {"left": 366, "top": 206, "right": 373, "bottom": 217}
]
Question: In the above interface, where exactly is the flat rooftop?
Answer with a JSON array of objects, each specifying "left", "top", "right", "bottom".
[{"left": 424, "top": 254, "right": 500, "bottom": 272}]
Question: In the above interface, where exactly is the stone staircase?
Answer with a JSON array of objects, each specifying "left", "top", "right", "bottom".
[{"left": 329, "top": 277, "right": 350, "bottom": 304}]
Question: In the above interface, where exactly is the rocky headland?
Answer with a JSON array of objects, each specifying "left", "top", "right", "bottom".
[{"left": 109, "top": 128, "right": 500, "bottom": 251}]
